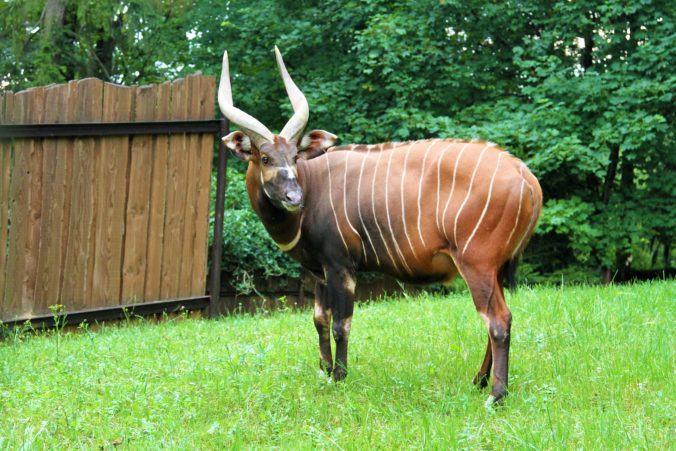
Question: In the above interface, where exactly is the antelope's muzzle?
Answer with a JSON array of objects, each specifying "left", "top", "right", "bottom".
[{"left": 282, "top": 188, "right": 304, "bottom": 212}]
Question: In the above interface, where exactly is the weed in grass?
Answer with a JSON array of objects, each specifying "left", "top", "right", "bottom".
[{"left": 48, "top": 304, "right": 66, "bottom": 360}]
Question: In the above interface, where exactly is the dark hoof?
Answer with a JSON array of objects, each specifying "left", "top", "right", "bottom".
[
  {"left": 332, "top": 366, "right": 347, "bottom": 381},
  {"left": 472, "top": 373, "right": 490, "bottom": 389},
  {"left": 319, "top": 360, "right": 333, "bottom": 376},
  {"left": 485, "top": 387, "right": 508, "bottom": 407}
]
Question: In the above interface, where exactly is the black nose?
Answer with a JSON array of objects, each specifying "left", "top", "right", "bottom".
[{"left": 285, "top": 190, "right": 302, "bottom": 204}]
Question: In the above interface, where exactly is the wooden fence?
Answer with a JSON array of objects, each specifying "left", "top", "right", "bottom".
[{"left": 0, "top": 74, "right": 218, "bottom": 324}]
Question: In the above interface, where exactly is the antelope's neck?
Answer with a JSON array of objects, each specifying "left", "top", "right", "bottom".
[{"left": 246, "top": 165, "right": 303, "bottom": 252}]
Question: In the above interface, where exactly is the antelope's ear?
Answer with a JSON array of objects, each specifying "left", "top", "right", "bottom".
[
  {"left": 222, "top": 131, "right": 252, "bottom": 161},
  {"left": 298, "top": 130, "right": 338, "bottom": 160}
]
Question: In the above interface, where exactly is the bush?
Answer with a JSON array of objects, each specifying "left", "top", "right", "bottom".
[{"left": 214, "top": 166, "right": 300, "bottom": 294}]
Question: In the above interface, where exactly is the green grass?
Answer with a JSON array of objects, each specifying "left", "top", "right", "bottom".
[{"left": 1, "top": 281, "right": 674, "bottom": 449}]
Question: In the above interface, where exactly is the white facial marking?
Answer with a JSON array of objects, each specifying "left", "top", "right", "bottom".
[
  {"left": 260, "top": 171, "right": 274, "bottom": 198},
  {"left": 463, "top": 151, "right": 505, "bottom": 255},
  {"left": 279, "top": 166, "right": 296, "bottom": 180}
]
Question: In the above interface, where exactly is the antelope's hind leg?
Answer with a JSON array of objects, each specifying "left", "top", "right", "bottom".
[
  {"left": 462, "top": 265, "right": 512, "bottom": 405},
  {"left": 472, "top": 334, "right": 492, "bottom": 389},
  {"left": 313, "top": 281, "right": 333, "bottom": 376}
]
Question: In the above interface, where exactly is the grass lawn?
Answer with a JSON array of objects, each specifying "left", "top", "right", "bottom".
[{"left": 1, "top": 281, "right": 674, "bottom": 449}]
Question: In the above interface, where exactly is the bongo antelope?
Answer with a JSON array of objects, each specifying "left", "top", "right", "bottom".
[{"left": 218, "top": 48, "right": 542, "bottom": 405}]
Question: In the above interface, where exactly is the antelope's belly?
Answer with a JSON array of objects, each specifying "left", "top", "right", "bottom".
[{"left": 360, "top": 247, "right": 460, "bottom": 285}]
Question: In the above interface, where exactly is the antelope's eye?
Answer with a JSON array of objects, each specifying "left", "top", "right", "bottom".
[{"left": 261, "top": 156, "right": 270, "bottom": 165}]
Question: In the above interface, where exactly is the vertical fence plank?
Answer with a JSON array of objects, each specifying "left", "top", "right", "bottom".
[
  {"left": 144, "top": 82, "right": 170, "bottom": 300},
  {"left": 3, "top": 91, "right": 32, "bottom": 318},
  {"left": 160, "top": 78, "right": 189, "bottom": 299},
  {"left": 56, "top": 81, "right": 78, "bottom": 308},
  {"left": 23, "top": 87, "right": 47, "bottom": 315},
  {"left": 34, "top": 84, "right": 73, "bottom": 309},
  {"left": 177, "top": 75, "right": 201, "bottom": 297},
  {"left": 121, "top": 85, "right": 154, "bottom": 302},
  {"left": 93, "top": 83, "right": 133, "bottom": 306},
  {"left": 191, "top": 75, "right": 215, "bottom": 295},
  {"left": 61, "top": 78, "right": 103, "bottom": 310},
  {"left": 0, "top": 92, "right": 13, "bottom": 314}
]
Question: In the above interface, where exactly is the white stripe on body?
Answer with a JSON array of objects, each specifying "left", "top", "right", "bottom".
[
  {"left": 325, "top": 155, "right": 349, "bottom": 253},
  {"left": 371, "top": 148, "right": 400, "bottom": 272},
  {"left": 435, "top": 141, "right": 456, "bottom": 232},
  {"left": 441, "top": 143, "right": 472, "bottom": 241},
  {"left": 512, "top": 164, "right": 539, "bottom": 258},
  {"left": 357, "top": 147, "right": 381, "bottom": 266},
  {"left": 385, "top": 146, "right": 413, "bottom": 274},
  {"left": 453, "top": 144, "right": 495, "bottom": 249},
  {"left": 343, "top": 151, "right": 367, "bottom": 261},
  {"left": 400, "top": 143, "right": 419, "bottom": 260},
  {"left": 505, "top": 174, "right": 526, "bottom": 255},
  {"left": 462, "top": 151, "right": 505, "bottom": 255},
  {"left": 415, "top": 140, "right": 440, "bottom": 249}
]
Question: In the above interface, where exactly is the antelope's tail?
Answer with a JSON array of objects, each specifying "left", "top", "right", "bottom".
[{"left": 500, "top": 257, "right": 519, "bottom": 291}]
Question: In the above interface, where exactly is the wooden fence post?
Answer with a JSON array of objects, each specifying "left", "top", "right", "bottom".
[{"left": 208, "top": 117, "right": 229, "bottom": 318}]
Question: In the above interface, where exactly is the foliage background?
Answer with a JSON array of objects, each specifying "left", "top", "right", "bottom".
[{"left": 1, "top": 0, "right": 674, "bottom": 290}]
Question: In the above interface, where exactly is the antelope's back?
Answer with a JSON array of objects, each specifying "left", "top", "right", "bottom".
[{"left": 300, "top": 139, "right": 541, "bottom": 277}]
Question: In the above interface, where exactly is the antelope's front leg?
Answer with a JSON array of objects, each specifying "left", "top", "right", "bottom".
[
  {"left": 313, "top": 281, "right": 333, "bottom": 375},
  {"left": 326, "top": 269, "right": 356, "bottom": 381}
]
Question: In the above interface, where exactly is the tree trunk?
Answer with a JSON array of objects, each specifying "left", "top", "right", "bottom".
[
  {"left": 599, "top": 145, "right": 621, "bottom": 283},
  {"left": 614, "top": 157, "right": 635, "bottom": 280},
  {"left": 582, "top": 15, "right": 594, "bottom": 70},
  {"left": 601, "top": 145, "right": 620, "bottom": 204},
  {"left": 664, "top": 241, "right": 671, "bottom": 267},
  {"left": 43, "top": 0, "right": 66, "bottom": 37}
]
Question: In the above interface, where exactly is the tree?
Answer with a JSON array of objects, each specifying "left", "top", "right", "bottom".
[{"left": 0, "top": 0, "right": 196, "bottom": 88}]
